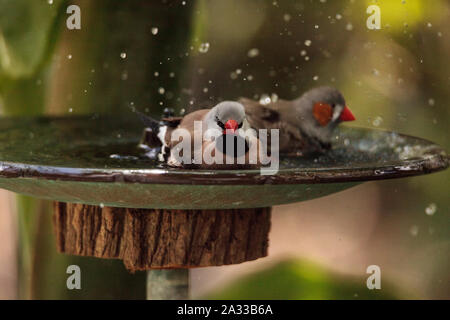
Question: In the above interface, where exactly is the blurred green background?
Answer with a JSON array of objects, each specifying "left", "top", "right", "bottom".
[{"left": 0, "top": 0, "right": 448, "bottom": 299}]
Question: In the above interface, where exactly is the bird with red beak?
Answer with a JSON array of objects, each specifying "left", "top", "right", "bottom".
[
  {"left": 136, "top": 101, "right": 257, "bottom": 168},
  {"left": 240, "top": 86, "right": 356, "bottom": 155}
]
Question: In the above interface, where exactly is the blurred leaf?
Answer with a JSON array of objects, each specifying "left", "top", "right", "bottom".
[
  {"left": 0, "top": 0, "right": 65, "bottom": 79},
  {"left": 205, "top": 259, "right": 404, "bottom": 300}
]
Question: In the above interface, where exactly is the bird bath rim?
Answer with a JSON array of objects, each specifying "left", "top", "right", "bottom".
[
  {"left": 0, "top": 152, "right": 446, "bottom": 185},
  {"left": 0, "top": 115, "right": 447, "bottom": 209}
]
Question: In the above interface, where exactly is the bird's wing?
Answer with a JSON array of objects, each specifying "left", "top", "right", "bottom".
[
  {"left": 167, "top": 109, "right": 210, "bottom": 148},
  {"left": 240, "top": 98, "right": 308, "bottom": 153},
  {"left": 239, "top": 98, "right": 282, "bottom": 130}
]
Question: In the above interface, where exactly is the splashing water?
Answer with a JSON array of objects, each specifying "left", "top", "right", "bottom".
[
  {"left": 199, "top": 43, "right": 210, "bottom": 53},
  {"left": 259, "top": 94, "right": 272, "bottom": 105},
  {"left": 248, "top": 48, "right": 260, "bottom": 58},
  {"left": 425, "top": 203, "right": 437, "bottom": 216}
]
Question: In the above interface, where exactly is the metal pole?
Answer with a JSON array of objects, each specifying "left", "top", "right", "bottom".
[{"left": 147, "top": 269, "right": 189, "bottom": 300}]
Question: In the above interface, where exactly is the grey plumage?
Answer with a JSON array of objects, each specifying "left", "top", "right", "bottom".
[{"left": 241, "top": 86, "right": 353, "bottom": 155}]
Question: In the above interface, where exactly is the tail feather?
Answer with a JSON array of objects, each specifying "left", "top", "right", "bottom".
[{"left": 132, "top": 108, "right": 160, "bottom": 131}]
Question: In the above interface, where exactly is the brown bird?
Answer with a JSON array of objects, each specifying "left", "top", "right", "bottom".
[
  {"left": 240, "top": 86, "right": 356, "bottom": 155},
  {"left": 137, "top": 101, "right": 261, "bottom": 168}
]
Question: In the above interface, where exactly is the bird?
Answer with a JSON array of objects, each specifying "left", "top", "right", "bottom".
[
  {"left": 239, "top": 86, "right": 356, "bottom": 155},
  {"left": 135, "top": 101, "right": 261, "bottom": 168}
]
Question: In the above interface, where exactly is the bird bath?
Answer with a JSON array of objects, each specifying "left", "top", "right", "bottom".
[{"left": 0, "top": 115, "right": 448, "bottom": 299}]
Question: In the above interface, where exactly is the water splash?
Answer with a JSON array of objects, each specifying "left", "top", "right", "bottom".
[
  {"left": 425, "top": 203, "right": 437, "bottom": 216},
  {"left": 199, "top": 43, "right": 210, "bottom": 53}
]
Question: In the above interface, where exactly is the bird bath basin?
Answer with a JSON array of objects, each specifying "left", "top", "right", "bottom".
[
  {"left": 0, "top": 115, "right": 447, "bottom": 299},
  {"left": 0, "top": 115, "right": 447, "bottom": 209}
]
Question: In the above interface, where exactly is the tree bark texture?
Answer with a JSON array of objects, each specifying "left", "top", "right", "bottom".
[{"left": 53, "top": 202, "right": 271, "bottom": 272}]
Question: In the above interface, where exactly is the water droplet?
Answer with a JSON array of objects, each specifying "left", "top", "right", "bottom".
[
  {"left": 48, "top": 0, "right": 53, "bottom": 4},
  {"left": 336, "top": 14, "right": 342, "bottom": 20},
  {"left": 304, "top": 40, "right": 312, "bottom": 46},
  {"left": 425, "top": 203, "right": 437, "bottom": 216},
  {"left": 409, "top": 225, "right": 419, "bottom": 237},
  {"left": 259, "top": 94, "right": 272, "bottom": 105},
  {"left": 151, "top": 27, "right": 159, "bottom": 35},
  {"left": 110, "top": 154, "right": 139, "bottom": 161},
  {"left": 247, "top": 48, "right": 260, "bottom": 58},
  {"left": 300, "top": 50, "right": 307, "bottom": 56},
  {"left": 346, "top": 23, "right": 353, "bottom": 31},
  {"left": 68, "top": 108, "right": 73, "bottom": 113},
  {"left": 271, "top": 93, "right": 278, "bottom": 102},
  {"left": 67, "top": 54, "right": 73, "bottom": 60},
  {"left": 120, "top": 52, "right": 127, "bottom": 59},
  {"left": 372, "top": 116, "right": 383, "bottom": 127},
  {"left": 158, "top": 87, "right": 165, "bottom": 95},
  {"left": 428, "top": 98, "right": 435, "bottom": 106},
  {"left": 283, "top": 14, "right": 291, "bottom": 22},
  {"left": 199, "top": 42, "right": 210, "bottom": 53},
  {"left": 313, "top": 75, "right": 319, "bottom": 81},
  {"left": 154, "top": 71, "right": 159, "bottom": 77},
  {"left": 100, "top": 203, "right": 105, "bottom": 208}
]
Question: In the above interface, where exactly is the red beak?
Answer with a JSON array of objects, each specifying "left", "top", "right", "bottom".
[
  {"left": 224, "top": 119, "right": 239, "bottom": 134},
  {"left": 340, "top": 106, "right": 356, "bottom": 122}
]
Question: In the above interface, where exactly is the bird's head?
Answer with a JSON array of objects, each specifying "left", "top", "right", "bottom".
[
  {"left": 295, "top": 86, "right": 355, "bottom": 145},
  {"left": 207, "top": 101, "right": 247, "bottom": 135}
]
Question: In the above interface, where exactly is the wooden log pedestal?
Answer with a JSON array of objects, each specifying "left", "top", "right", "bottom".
[{"left": 52, "top": 202, "right": 271, "bottom": 272}]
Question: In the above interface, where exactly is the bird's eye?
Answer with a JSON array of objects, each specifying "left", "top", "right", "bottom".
[
  {"left": 216, "top": 117, "right": 225, "bottom": 129},
  {"left": 238, "top": 122, "right": 243, "bottom": 129}
]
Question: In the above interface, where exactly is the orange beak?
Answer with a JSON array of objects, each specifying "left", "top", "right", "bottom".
[
  {"left": 223, "top": 119, "right": 239, "bottom": 134},
  {"left": 340, "top": 106, "right": 356, "bottom": 122}
]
